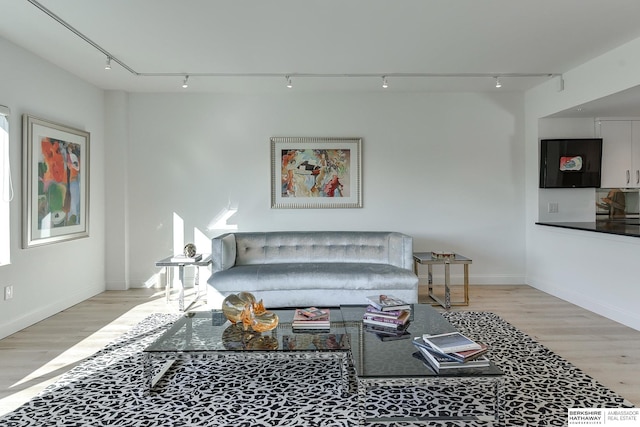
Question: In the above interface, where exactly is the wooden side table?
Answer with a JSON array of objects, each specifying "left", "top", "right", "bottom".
[
  {"left": 413, "top": 252, "right": 472, "bottom": 309},
  {"left": 155, "top": 255, "right": 212, "bottom": 311}
]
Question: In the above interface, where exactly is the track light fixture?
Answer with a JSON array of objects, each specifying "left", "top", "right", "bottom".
[
  {"left": 182, "top": 75, "right": 189, "bottom": 88},
  {"left": 382, "top": 76, "right": 388, "bottom": 89},
  {"left": 31, "top": 1, "right": 563, "bottom": 90},
  {"left": 495, "top": 77, "right": 502, "bottom": 88}
]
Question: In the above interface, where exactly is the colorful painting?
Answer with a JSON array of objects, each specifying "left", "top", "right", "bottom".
[
  {"left": 560, "top": 155, "right": 583, "bottom": 171},
  {"left": 271, "top": 137, "right": 362, "bottom": 209},
  {"left": 38, "top": 137, "right": 82, "bottom": 228},
  {"left": 23, "top": 115, "right": 89, "bottom": 247}
]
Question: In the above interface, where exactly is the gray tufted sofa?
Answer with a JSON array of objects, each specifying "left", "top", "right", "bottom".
[{"left": 206, "top": 231, "right": 419, "bottom": 308}]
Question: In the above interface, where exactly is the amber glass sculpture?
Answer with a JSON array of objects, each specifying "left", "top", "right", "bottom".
[
  {"left": 222, "top": 292, "right": 257, "bottom": 324},
  {"left": 246, "top": 336, "right": 279, "bottom": 350},
  {"left": 221, "top": 292, "right": 279, "bottom": 332},
  {"left": 252, "top": 313, "right": 279, "bottom": 333},
  {"left": 221, "top": 324, "right": 279, "bottom": 350},
  {"left": 240, "top": 303, "right": 255, "bottom": 331}
]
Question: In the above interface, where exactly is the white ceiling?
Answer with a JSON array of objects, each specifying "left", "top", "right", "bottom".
[{"left": 2, "top": 0, "right": 640, "bottom": 115}]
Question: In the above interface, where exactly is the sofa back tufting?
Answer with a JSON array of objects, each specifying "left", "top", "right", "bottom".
[{"left": 212, "top": 231, "right": 413, "bottom": 272}]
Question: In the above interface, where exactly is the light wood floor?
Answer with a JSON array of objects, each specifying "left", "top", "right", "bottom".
[{"left": 0, "top": 285, "right": 638, "bottom": 416}]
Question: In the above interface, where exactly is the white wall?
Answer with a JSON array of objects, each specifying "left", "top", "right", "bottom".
[
  {"left": 104, "top": 92, "right": 130, "bottom": 290},
  {"left": 0, "top": 38, "right": 106, "bottom": 339},
  {"left": 120, "top": 91, "right": 527, "bottom": 290},
  {"left": 525, "top": 37, "right": 640, "bottom": 331}
]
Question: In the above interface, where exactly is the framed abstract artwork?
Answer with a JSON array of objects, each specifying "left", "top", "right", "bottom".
[
  {"left": 22, "top": 114, "right": 90, "bottom": 248},
  {"left": 271, "top": 137, "right": 362, "bottom": 209}
]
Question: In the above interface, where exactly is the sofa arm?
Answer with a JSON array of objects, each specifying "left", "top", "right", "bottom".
[
  {"left": 211, "top": 233, "right": 237, "bottom": 273},
  {"left": 388, "top": 232, "right": 414, "bottom": 271}
]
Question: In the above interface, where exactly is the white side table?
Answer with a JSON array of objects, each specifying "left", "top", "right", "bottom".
[
  {"left": 155, "top": 255, "right": 212, "bottom": 311},
  {"left": 413, "top": 252, "right": 472, "bottom": 309}
]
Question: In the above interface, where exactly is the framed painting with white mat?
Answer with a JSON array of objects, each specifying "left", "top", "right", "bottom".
[
  {"left": 22, "top": 114, "right": 90, "bottom": 248},
  {"left": 271, "top": 136, "right": 362, "bottom": 209}
]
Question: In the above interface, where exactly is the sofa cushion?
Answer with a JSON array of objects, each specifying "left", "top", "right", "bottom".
[{"left": 210, "top": 262, "right": 418, "bottom": 292}]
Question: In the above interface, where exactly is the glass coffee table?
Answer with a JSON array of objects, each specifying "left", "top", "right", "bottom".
[
  {"left": 144, "top": 305, "right": 503, "bottom": 424},
  {"left": 143, "top": 308, "right": 351, "bottom": 392},
  {"left": 340, "top": 304, "right": 503, "bottom": 424}
]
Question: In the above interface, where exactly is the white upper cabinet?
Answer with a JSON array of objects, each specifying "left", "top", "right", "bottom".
[{"left": 598, "top": 120, "right": 640, "bottom": 188}]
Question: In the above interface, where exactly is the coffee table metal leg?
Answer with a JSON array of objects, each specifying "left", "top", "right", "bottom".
[
  {"left": 338, "top": 353, "right": 349, "bottom": 396},
  {"left": 474, "top": 377, "right": 503, "bottom": 424},
  {"left": 152, "top": 360, "right": 176, "bottom": 388},
  {"left": 143, "top": 352, "right": 153, "bottom": 393},
  {"left": 357, "top": 378, "right": 367, "bottom": 426},
  {"left": 144, "top": 353, "right": 178, "bottom": 393},
  {"left": 494, "top": 377, "right": 503, "bottom": 423}
]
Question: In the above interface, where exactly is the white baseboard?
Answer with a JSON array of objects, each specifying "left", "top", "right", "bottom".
[
  {"left": 416, "top": 273, "right": 526, "bottom": 285},
  {"left": 0, "top": 286, "right": 104, "bottom": 340},
  {"left": 105, "top": 281, "right": 129, "bottom": 290},
  {"left": 529, "top": 277, "right": 640, "bottom": 332},
  {"left": 130, "top": 269, "right": 196, "bottom": 289}
]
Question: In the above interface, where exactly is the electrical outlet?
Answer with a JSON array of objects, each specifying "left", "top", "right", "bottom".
[
  {"left": 548, "top": 202, "right": 559, "bottom": 213},
  {"left": 4, "top": 285, "right": 13, "bottom": 300}
]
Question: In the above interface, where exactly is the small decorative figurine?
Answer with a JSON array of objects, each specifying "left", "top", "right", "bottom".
[{"left": 183, "top": 243, "right": 197, "bottom": 257}]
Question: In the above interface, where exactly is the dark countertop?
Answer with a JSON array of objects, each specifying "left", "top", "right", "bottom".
[{"left": 536, "top": 221, "right": 640, "bottom": 238}]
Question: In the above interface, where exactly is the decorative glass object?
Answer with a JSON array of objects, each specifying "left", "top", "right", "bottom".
[
  {"left": 221, "top": 324, "right": 259, "bottom": 350},
  {"left": 251, "top": 300, "right": 279, "bottom": 332},
  {"left": 240, "top": 303, "right": 255, "bottom": 330},
  {"left": 183, "top": 243, "right": 197, "bottom": 257},
  {"left": 221, "top": 324, "right": 279, "bottom": 350},
  {"left": 221, "top": 292, "right": 279, "bottom": 332},
  {"left": 246, "top": 335, "right": 278, "bottom": 350},
  {"left": 222, "top": 292, "right": 257, "bottom": 324},
  {"left": 431, "top": 251, "right": 455, "bottom": 260}
]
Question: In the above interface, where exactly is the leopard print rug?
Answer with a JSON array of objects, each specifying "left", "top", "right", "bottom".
[{"left": 0, "top": 312, "right": 632, "bottom": 426}]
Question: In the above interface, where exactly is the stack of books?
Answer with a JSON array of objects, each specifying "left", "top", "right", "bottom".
[
  {"left": 363, "top": 295, "right": 412, "bottom": 340},
  {"left": 412, "top": 331, "right": 489, "bottom": 372},
  {"left": 366, "top": 294, "right": 411, "bottom": 312},
  {"left": 292, "top": 307, "right": 330, "bottom": 332}
]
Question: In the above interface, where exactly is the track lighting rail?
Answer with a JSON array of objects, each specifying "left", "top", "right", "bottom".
[{"left": 27, "top": 0, "right": 562, "bottom": 89}]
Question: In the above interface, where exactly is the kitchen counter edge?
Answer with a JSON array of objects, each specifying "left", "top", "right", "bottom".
[{"left": 536, "top": 221, "right": 640, "bottom": 238}]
